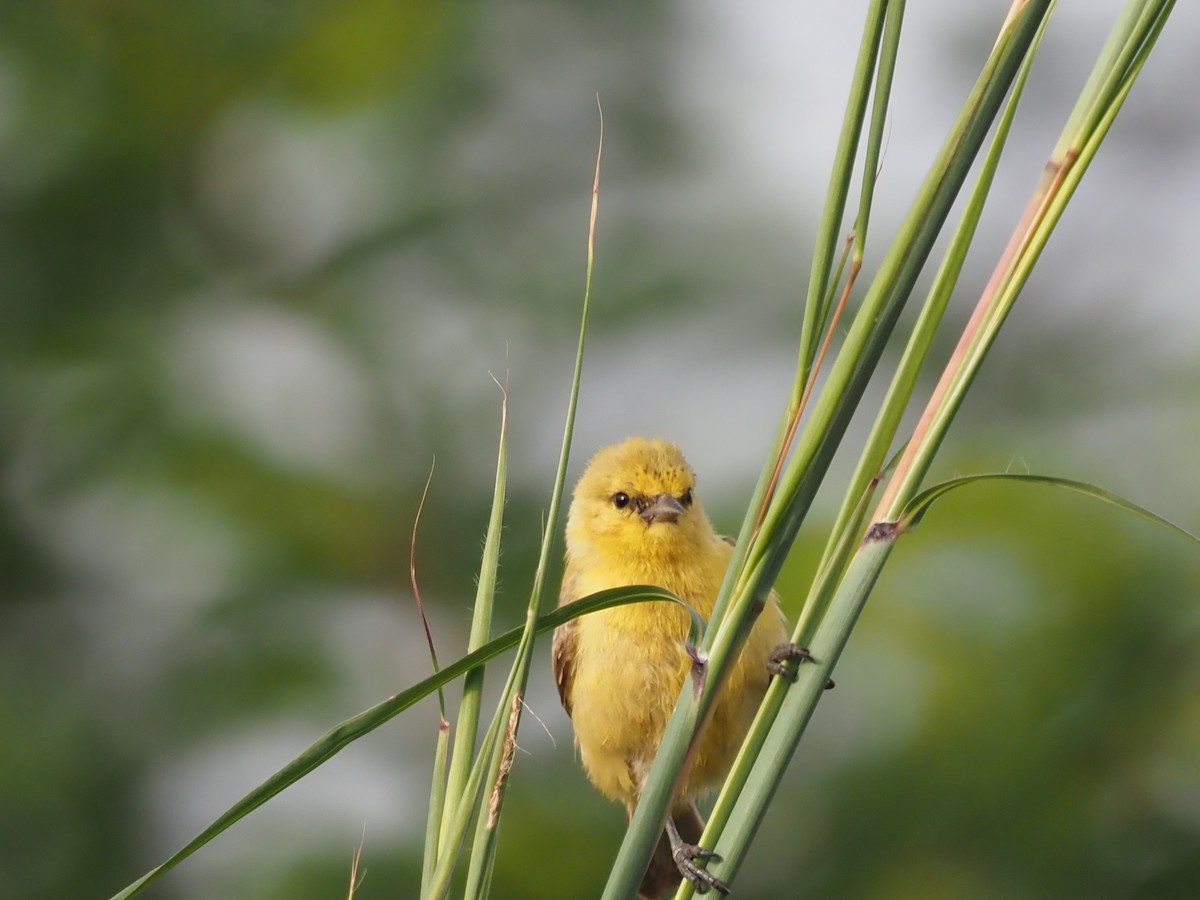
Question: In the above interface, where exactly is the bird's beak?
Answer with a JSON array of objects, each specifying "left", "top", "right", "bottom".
[{"left": 640, "top": 493, "right": 686, "bottom": 525}]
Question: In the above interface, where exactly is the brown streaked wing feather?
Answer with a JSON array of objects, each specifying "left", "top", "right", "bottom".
[
  {"left": 551, "top": 618, "right": 577, "bottom": 717},
  {"left": 552, "top": 568, "right": 581, "bottom": 716}
]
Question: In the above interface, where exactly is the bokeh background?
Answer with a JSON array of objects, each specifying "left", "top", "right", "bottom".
[{"left": 3, "top": 2, "right": 1199, "bottom": 899}]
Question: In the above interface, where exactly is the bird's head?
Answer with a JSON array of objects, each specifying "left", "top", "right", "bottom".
[{"left": 566, "top": 437, "right": 714, "bottom": 565}]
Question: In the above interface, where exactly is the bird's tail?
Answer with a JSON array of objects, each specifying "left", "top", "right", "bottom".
[{"left": 637, "top": 802, "right": 705, "bottom": 900}]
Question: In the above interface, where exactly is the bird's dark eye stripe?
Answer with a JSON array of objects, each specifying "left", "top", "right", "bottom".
[
  {"left": 681, "top": 488, "right": 694, "bottom": 506},
  {"left": 612, "top": 491, "right": 631, "bottom": 509}
]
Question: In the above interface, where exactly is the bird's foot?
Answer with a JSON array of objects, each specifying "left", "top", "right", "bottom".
[
  {"left": 666, "top": 818, "right": 729, "bottom": 895},
  {"left": 767, "top": 642, "right": 835, "bottom": 689},
  {"left": 767, "top": 642, "right": 813, "bottom": 680}
]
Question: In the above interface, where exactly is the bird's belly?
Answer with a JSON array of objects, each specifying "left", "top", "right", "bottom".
[{"left": 569, "top": 603, "right": 690, "bottom": 804}]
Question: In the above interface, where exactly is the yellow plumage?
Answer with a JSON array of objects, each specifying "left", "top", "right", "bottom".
[{"left": 552, "top": 437, "right": 789, "bottom": 897}]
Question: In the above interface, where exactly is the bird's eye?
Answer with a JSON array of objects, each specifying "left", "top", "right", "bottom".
[
  {"left": 612, "top": 491, "right": 631, "bottom": 510},
  {"left": 681, "top": 488, "right": 694, "bottom": 507}
]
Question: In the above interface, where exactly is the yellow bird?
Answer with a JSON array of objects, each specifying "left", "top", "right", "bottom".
[{"left": 552, "top": 437, "right": 805, "bottom": 898}]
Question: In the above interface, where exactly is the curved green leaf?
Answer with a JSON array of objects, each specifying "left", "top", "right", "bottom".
[{"left": 899, "top": 472, "right": 1200, "bottom": 545}]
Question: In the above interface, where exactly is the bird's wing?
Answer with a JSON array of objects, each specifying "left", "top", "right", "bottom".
[
  {"left": 551, "top": 617, "right": 577, "bottom": 717},
  {"left": 552, "top": 570, "right": 580, "bottom": 717}
]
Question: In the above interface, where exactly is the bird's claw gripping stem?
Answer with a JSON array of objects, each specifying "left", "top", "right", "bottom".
[
  {"left": 766, "top": 642, "right": 813, "bottom": 680},
  {"left": 667, "top": 816, "right": 729, "bottom": 895},
  {"left": 767, "top": 642, "right": 835, "bottom": 690}
]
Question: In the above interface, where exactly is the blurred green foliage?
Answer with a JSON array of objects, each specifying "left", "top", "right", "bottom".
[{"left": 1, "top": 2, "right": 1197, "bottom": 899}]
